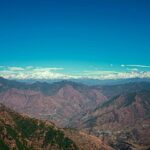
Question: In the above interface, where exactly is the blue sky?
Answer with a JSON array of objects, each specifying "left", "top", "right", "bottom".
[{"left": 0, "top": 0, "right": 150, "bottom": 80}]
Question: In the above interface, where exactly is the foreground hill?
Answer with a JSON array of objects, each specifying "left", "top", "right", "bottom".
[{"left": 0, "top": 103, "right": 113, "bottom": 150}]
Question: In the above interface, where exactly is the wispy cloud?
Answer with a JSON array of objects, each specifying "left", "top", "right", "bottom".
[
  {"left": 126, "top": 68, "right": 139, "bottom": 71},
  {"left": 8, "top": 67, "right": 25, "bottom": 71},
  {"left": 121, "top": 64, "right": 125, "bottom": 67},
  {"left": 83, "top": 70, "right": 119, "bottom": 75},
  {"left": 32, "top": 67, "right": 64, "bottom": 71},
  {"left": 121, "top": 64, "right": 150, "bottom": 68}
]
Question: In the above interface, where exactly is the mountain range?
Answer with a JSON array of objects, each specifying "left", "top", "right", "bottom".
[{"left": 0, "top": 77, "right": 150, "bottom": 150}]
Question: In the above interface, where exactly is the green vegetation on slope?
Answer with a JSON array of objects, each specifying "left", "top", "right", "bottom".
[
  {"left": 0, "top": 138, "right": 10, "bottom": 150},
  {"left": 0, "top": 104, "right": 78, "bottom": 150}
]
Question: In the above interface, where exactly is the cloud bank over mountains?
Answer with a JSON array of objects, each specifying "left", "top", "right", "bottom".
[{"left": 0, "top": 65, "right": 150, "bottom": 80}]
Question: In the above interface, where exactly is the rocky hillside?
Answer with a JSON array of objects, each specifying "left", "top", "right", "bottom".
[
  {"left": 0, "top": 103, "right": 78, "bottom": 150},
  {"left": 0, "top": 77, "right": 150, "bottom": 128},
  {"left": 0, "top": 77, "right": 107, "bottom": 127},
  {"left": 0, "top": 103, "right": 113, "bottom": 150},
  {"left": 94, "top": 82, "right": 150, "bottom": 98},
  {"left": 72, "top": 91, "right": 150, "bottom": 150}
]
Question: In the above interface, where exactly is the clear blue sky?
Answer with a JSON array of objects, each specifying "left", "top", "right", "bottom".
[{"left": 0, "top": 0, "right": 150, "bottom": 80}]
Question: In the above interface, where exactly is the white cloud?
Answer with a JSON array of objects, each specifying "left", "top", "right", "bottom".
[
  {"left": 0, "top": 66, "right": 150, "bottom": 80},
  {"left": 0, "top": 66, "right": 71, "bottom": 80}
]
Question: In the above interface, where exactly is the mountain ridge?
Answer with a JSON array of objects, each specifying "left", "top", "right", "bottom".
[{"left": 71, "top": 90, "right": 150, "bottom": 150}]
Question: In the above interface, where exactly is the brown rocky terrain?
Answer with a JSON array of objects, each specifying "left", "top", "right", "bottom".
[
  {"left": 0, "top": 78, "right": 107, "bottom": 127},
  {"left": 0, "top": 77, "right": 150, "bottom": 149},
  {"left": 72, "top": 91, "right": 150, "bottom": 150},
  {"left": 0, "top": 103, "right": 113, "bottom": 150}
]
